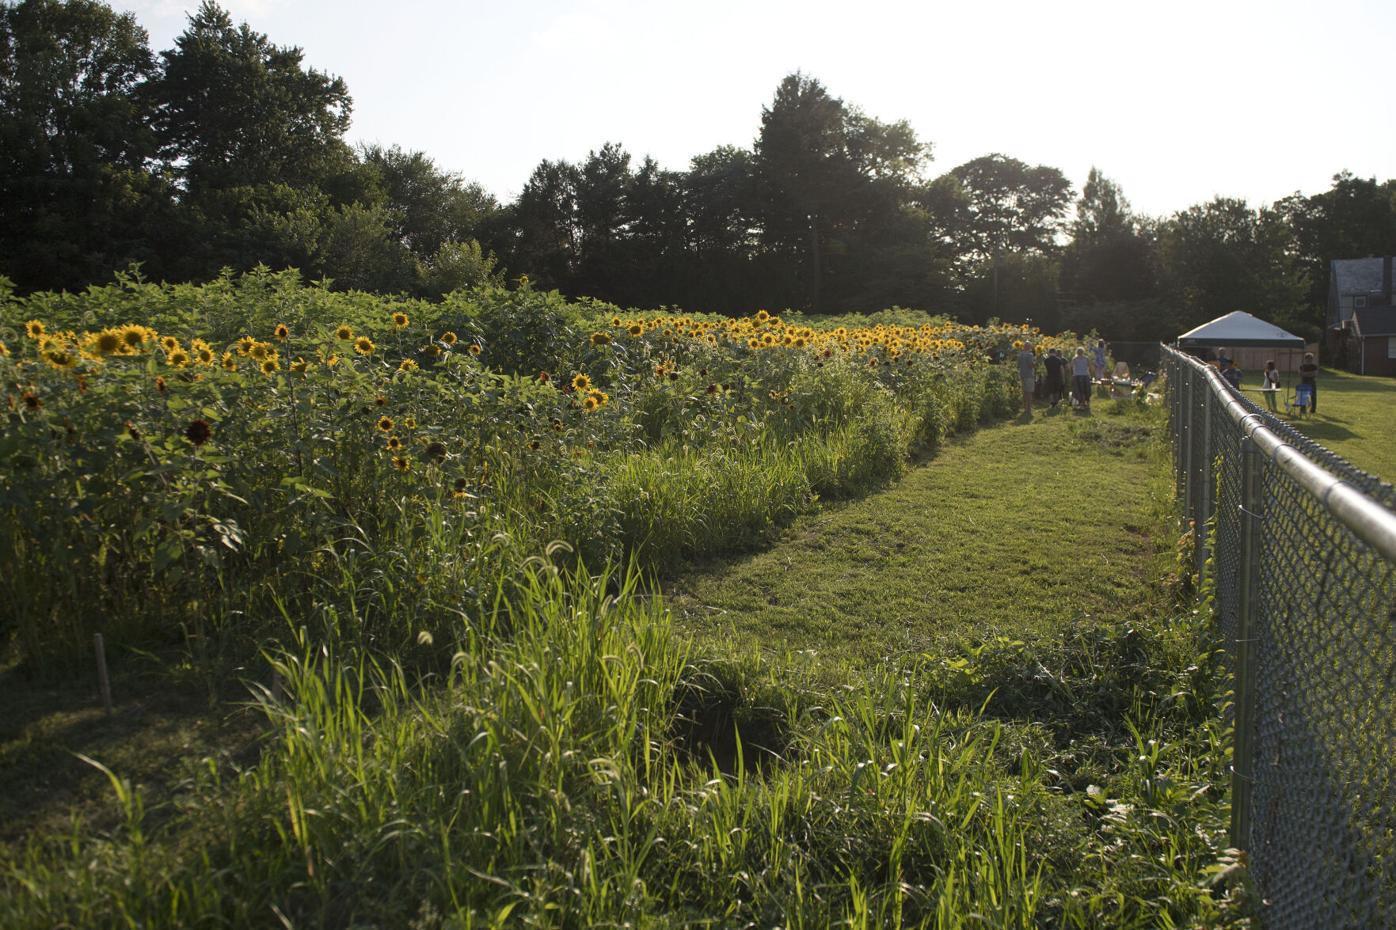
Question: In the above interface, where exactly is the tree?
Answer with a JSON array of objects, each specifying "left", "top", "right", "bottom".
[
  {"left": 0, "top": 0, "right": 170, "bottom": 289},
  {"left": 929, "top": 154, "right": 1071, "bottom": 264},
  {"left": 755, "top": 73, "right": 934, "bottom": 312},
  {"left": 1059, "top": 168, "right": 1155, "bottom": 304},
  {"left": 754, "top": 73, "right": 855, "bottom": 312},
  {"left": 1277, "top": 172, "right": 1396, "bottom": 329},
  {"left": 361, "top": 144, "right": 498, "bottom": 260},
  {"left": 505, "top": 158, "right": 580, "bottom": 290},
  {"left": 419, "top": 239, "right": 502, "bottom": 297},
  {"left": 152, "top": 1, "right": 352, "bottom": 193},
  {"left": 926, "top": 154, "right": 1071, "bottom": 321},
  {"left": 1157, "top": 197, "right": 1307, "bottom": 333},
  {"left": 571, "top": 142, "right": 634, "bottom": 299}
]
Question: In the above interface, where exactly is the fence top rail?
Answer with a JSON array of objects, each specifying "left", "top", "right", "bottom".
[{"left": 1163, "top": 344, "right": 1396, "bottom": 565}]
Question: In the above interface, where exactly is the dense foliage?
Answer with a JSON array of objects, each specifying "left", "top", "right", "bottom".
[
  {"left": 6, "top": 0, "right": 1395, "bottom": 339},
  {"left": 0, "top": 272, "right": 1023, "bottom": 669}
]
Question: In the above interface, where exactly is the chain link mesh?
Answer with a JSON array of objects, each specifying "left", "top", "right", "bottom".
[{"left": 1164, "top": 346, "right": 1396, "bottom": 929}]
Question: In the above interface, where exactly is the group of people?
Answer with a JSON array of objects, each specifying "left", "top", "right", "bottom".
[
  {"left": 1217, "top": 352, "right": 1320, "bottom": 415},
  {"left": 1017, "top": 340, "right": 1115, "bottom": 415}
]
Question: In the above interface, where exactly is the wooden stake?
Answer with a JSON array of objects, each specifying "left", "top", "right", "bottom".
[{"left": 94, "top": 633, "right": 113, "bottom": 715}]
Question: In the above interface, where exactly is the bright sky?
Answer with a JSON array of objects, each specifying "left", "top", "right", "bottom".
[{"left": 122, "top": 0, "right": 1396, "bottom": 217}]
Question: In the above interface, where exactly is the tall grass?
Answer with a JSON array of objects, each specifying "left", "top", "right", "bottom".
[{"left": 0, "top": 558, "right": 1244, "bottom": 928}]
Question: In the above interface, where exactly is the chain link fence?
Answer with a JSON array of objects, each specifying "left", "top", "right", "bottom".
[{"left": 1164, "top": 345, "right": 1396, "bottom": 928}]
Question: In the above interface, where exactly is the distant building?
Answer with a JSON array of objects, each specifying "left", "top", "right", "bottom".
[{"left": 1327, "top": 257, "right": 1396, "bottom": 376}]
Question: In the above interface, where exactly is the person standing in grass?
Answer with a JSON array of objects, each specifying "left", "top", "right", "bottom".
[
  {"left": 1043, "top": 347, "right": 1066, "bottom": 407},
  {"left": 1262, "top": 360, "right": 1280, "bottom": 412},
  {"left": 1017, "top": 342, "right": 1037, "bottom": 415},
  {"left": 1220, "top": 356, "right": 1243, "bottom": 390},
  {"left": 1092, "top": 339, "right": 1108, "bottom": 379},
  {"left": 1072, "top": 346, "right": 1092, "bottom": 410},
  {"left": 1299, "top": 352, "right": 1319, "bottom": 413}
]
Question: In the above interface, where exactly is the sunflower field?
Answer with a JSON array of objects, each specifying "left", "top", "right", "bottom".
[
  {"left": 1, "top": 269, "right": 1028, "bottom": 670},
  {"left": 0, "top": 271, "right": 1250, "bottom": 930}
]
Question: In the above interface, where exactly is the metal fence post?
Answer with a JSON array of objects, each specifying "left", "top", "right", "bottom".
[
  {"left": 1182, "top": 368, "right": 1194, "bottom": 524},
  {"left": 1197, "top": 383, "right": 1214, "bottom": 581},
  {"left": 1229, "top": 431, "right": 1263, "bottom": 848}
]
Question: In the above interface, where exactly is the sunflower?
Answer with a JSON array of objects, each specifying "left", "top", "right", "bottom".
[
  {"left": 627, "top": 323, "right": 644, "bottom": 337},
  {"left": 755, "top": 309, "right": 770, "bottom": 323},
  {"left": 24, "top": 320, "right": 45, "bottom": 339},
  {"left": 386, "top": 435, "right": 402, "bottom": 451},
  {"left": 582, "top": 395, "right": 600, "bottom": 412},
  {"left": 376, "top": 415, "right": 395, "bottom": 432},
  {"left": 21, "top": 391, "right": 41, "bottom": 410},
  {"left": 273, "top": 323, "right": 290, "bottom": 340},
  {"left": 425, "top": 441, "right": 447, "bottom": 461},
  {"left": 392, "top": 455, "right": 411, "bottom": 471},
  {"left": 610, "top": 316, "right": 622, "bottom": 327},
  {"left": 398, "top": 358, "right": 418, "bottom": 372},
  {"left": 236, "top": 336, "right": 256, "bottom": 356},
  {"left": 452, "top": 477, "right": 472, "bottom": 500},
  {"left": 590, "top": 331, "right": 612, "bottom": 346},
  {"left": 571, "top": 373, "right": 592, "bottom": 392},
  {"left": 248, "top": 342, "right": 271, "bottom": 361},
  {"left": 354, "top": 336, "right": 375, "bottom": 355},
  {"left": 167, "top": 349, "right": 190, "bottom": 368},
  {"left": 587, "top": 389, "right": 608, "bottom": 408},
  {"left": 196, "top": 346, "right": 216, "bottom": 366},
  {"left": 155, "top": 376, "right": 167, "bottom": 393},
  {"left": 335, "top": 324, "right": 354, "bottom": 340},
  {"left": 121, "top": 325, "right": 151, "bottom": 351},
  {"left": 325, "top": 354, "right": 339, "bottom": 368},
  {"left": 221, "top": 352, "right": 238, "bottom": 371},
  {"left": 43, "top": 347, "right": 78, "bottom": 369},
  {"left": 92, "top": 329, "right": 124, "bottom": 356},
  {"left": 392, "top": 312, "right": 409, "bottom": 328},
  {"left": 160, "top": 335, "right": 179, "bottom": 353},
  {"left": 467, "top": 343, "right": 481, "bottom": 356},
  {"left": 440, "top": 331, "right": 458, "bottom": 346},
  {"left": 290, "top": 357, "right": 309, "bottom": 374},
  {"left": 185, "top": 419, "right": 212, "bottom": 446},
  {"left": 260, "top": 358, "right": 279, "bottom": 375},
  {"left": 402, "top": 416, "right": 416, "bottom": 429}
]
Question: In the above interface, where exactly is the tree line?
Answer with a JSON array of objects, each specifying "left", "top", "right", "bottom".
[{"left": 5, "top": 0, "right": 1396, "bottom": 340}]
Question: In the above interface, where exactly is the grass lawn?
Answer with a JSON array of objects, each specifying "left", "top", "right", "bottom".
[
  {"left": 1237, "top": 367, "right": 1396, "bottom": 483},
  {"left": 669, "top": 401, "right": 1171, "bottom": 667}
]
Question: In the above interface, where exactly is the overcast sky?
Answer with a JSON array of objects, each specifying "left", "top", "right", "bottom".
[{"left": 121, "top": 0, "right": 1396, "bottom": 217}]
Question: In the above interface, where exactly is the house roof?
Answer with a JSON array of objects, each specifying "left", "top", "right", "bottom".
[
  {"left": 1354, "top": 307, "right": 1396, "bottom": 337},
  {"left": 1331, "top": 257, "right": 1389, "bottom": 296},
  {"left": 1176, "top": 311, "right": 1307, "bottom": 348}
]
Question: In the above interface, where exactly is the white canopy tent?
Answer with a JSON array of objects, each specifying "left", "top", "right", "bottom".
[
  {"left": 1176, "top": 311, "right": 1309, "bottom": 401},
  {"left": 1176, "top": 311, "right": 1307, "bottom": 350}
]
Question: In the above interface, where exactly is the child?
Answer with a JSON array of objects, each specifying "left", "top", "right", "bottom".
[{"left": 1262, "top": 360, "right": 1280, "bottom": 413}]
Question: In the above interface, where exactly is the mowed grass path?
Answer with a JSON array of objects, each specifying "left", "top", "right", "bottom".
[{"left": 670, "top": 406, "right": 1167, "bottom": 665}]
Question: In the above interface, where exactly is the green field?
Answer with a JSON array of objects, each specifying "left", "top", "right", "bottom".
[
  {"left": 673, "top": 407, "right": 1166, "bottom": 665},
  {"left": 0, "top": 279, "right": 1249, "bottom": 928},
  {"left": 1239, "top": 367, "right": 1396, "bottom": 483}
]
